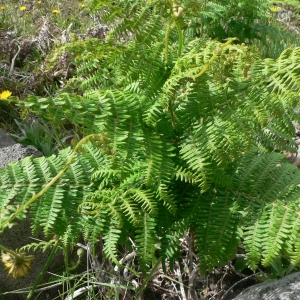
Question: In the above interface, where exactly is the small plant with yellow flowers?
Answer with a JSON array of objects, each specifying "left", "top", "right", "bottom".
[
  {"left": 0, "top": 245, "right": 34, "bottom": 279},
  {"left": 0, "top": 90, "right": 12, "bottom": 100},
  {"left": 270, "top": 5, "right": 279, "bottom": 13}
]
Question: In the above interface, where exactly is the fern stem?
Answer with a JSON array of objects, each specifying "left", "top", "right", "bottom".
[
  {"left": 175, "top": 20, "right": 183, "bottom": 57},
  {"left": 173, "top": 0, "right": 184, "bottom": 57},
  {"left": 0, "top": 134, "right": 99, "bottom": 231},
  {"left": 26, "top": 240, "right": 59, "bottom": 300},
  {"left": 135, "top": 257, "right": 162, "bottom": 299},
  {"left": 0, "top": 244, "right": 19, "bottom": 257},
  {"left": 169, "top": 98, "right": 176, "bottom": 127},
  {"left": 165, "top": 0, "right": 184, "bottom": 62},
  {"left": 165, "top": 17, "right": 175, "bottom": 63},
  {"left": 198, "top": 0, "right": 206, "bottom": 37}
]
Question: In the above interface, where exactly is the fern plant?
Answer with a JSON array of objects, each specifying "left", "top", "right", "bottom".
[{"left": 2, "top": 0, "right": 300, "bottom": 283}]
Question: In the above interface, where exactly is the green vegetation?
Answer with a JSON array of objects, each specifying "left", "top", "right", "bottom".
[{"left": 1, "top": 0, "right": 300, "bottom": 298}]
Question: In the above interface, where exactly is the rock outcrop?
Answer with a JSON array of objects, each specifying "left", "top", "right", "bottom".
[
  {"left": 233, "top": 272, "right": 300, "bottom": 300},
  {"left": 0, "top": 129, "right": 42, "bottom": 168}
]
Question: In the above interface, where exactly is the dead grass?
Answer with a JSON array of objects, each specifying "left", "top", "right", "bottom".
[{"left": 0, "top": 0, "right": 102, "bottom": 147}]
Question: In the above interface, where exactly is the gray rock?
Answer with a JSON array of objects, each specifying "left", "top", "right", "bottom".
[
  {"left": 0, "top": 143, "right": 43, "bottom": 169},
  {"left": 233, "top": 272, "right": 300, "bottom": 300},
  {"left": 0, "top": 129, "right": 43, "bottom": 169},
  {"left": 0, "top": 128, "right": 16, "bottom": 148}
]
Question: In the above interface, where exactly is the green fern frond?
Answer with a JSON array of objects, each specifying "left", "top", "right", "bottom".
[
  {"left": 83, "top": 189, "right": 125, "bottom": 225},
  {"left": 156, "top": 183, "right": 177, "bottom": 215},
  {"left": 20, "top": 239, "right": 57, "bottom": 253},
  {"left": 193, "top": 190, "right": 241, "bottom": 273},
  {"left": 80, "top": 213, "right": 110, "bottom": 246},
  {"left": 189, "top": 148, "right": 300, "bottom": 272},
  {"left": 0, "top": 142, "right": 102, "bottom": 236},
  {"left": 243, "top": 203, "right": 298, "bottom": 270},
  {"left": 143, "top": 99, "right": 165, "bottom": 127},
  {"left": 261, "top": 202, "right": 296, "bottom": 267},
  {"left": 18, "top": 93, "right": 103, "bottom": 134},
  {"left": 103, "top": 219, "right": 122, "bottom": 266},
  {"left": 135, "top": 213, "right": 157, "bottom": 273},
  {"left": 266, "top": 47, "right": 300, "bottom": 100},
  {"left": 143, "top": 129, "right": 175, "bottom": 186},
  {"left": 243, "top": 219, "right": 264, "bottom": 270},
  {"left": 234, "top": 151, "right": 300, "bottom": 269},
  {"left": 130, "top": 188, "right": 157, "bottom": 215},
  {"left": 179, "top": 135, "right": 212, "bottom": 192},
  {"left": 91, "top": 168, "right": 121, "bottom": 187},
  {"left": 39, "top": 186, "right": 65, "bottom": 237},
  {"left": 175, "top": 166, "right": 197, "bottom": 185},
  {"left": 120, "top": 196, "right": 139, "bottom": 225},
  {"left": 159, "top": 216, "right": 187, "bottom": 263},
  {"left": 289, "top": 228, "right": 300, "bottom": 266}
]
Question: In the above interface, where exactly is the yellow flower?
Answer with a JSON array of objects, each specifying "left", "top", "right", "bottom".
[
  {"left": 20, "top": 6, "right": 26, "bottom": 11},
  {"left": 37, "top": 0, "right": 41, "bottom": 4},
  {"left": 0, "top": 90, "right": 12, "bottom": 99},
  {"left": 81, "top": 4, "right": 85, "bottom": 8},
  {"left": 1, "top": 6, "right": 5, "bottom": 10},
  {"left": 270, "top": 6, "right": 278, "bottom": 13},
  {"left": 1, "top": 251, "right": 34, "bottom": 279},
  {"left": 52, "top": 9, "right": 60, "bottom": 14}
]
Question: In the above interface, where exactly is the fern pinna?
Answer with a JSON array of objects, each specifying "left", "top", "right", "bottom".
[{"left": 2, "top": 0, "right": 300, "bottom": 276}]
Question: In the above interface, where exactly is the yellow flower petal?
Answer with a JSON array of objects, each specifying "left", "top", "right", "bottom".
[
  {"left": 270, "top": 6, "right": 278, "bottom": 13},
  {"left": 0, "top": 90, "right": 12, "bottom": 100},
  {"left": 1, "top": 251, "right": 34, "bottom": 279}
]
